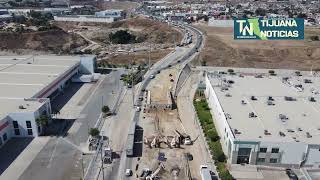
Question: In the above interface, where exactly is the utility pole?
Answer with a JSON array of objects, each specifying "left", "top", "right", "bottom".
[
  {"left": 148, "top": 43, "right": 151, "bottom": 70},
  {"left": 99, "top": 136, "right": 105, "bottom": 180},
  {"left": 130, "top": 44, "right": 135, "bottom": 107},
  {"left": 173, "top": 33, "right": 176, "bottom": 49},
  {"left": 101, "top": 95, "right": 104, "bottom": 108},
  {"left": 81, "top": 155, "right": 84, "bottom": 179}
]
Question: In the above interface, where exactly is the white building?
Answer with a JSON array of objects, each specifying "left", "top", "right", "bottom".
[
  {"left": 54, "top": 15, "right": 115, "bottom": 23},
  {"left": 203, "top": 67, "right": 320, "bottom": 168},
  {"left": 95, "top": 9, "right": 125, "bottom": 20},
  {"left": 0, "top": 55, "right": 96, "bottom": 148}
]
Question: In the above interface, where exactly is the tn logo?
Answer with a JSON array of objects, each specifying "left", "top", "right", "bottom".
[{"left": 236, "top": 20, "right": 253, "bottom": 36}]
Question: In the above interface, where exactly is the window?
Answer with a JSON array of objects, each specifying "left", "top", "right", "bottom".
[
  {"left": 271, "top": 148, "right": 279, "bottom": 153},
  {"left": 3, "top": 133, "right": 7, "bottom": 141},
  {"left": 257, "top": 158, "right": 265, "bottom": 163},
  {"left": 259, "top": 148, "right": 267, "bottom": 153},
  {"left": 27, "top": 129, "right": 33, "bottom": 136},
  {"left": 13, "top": 121, "right": 18, "bottom": 128},
  {"left": 26, "top": 121, "right": 32, "bottom": 129},
  {"left": 270, "top": 158, "right": 278, "bottom": 163},
  {"left": 14, "top": 129, "right": 20, "bottom": 135}
]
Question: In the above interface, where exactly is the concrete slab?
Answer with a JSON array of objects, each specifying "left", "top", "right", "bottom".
[{"left": 0, "top": 137, "right": 50, "bottom": 180}]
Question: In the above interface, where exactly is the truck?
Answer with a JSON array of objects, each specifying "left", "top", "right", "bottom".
[{"left": 200, "top": 165, "right": 213, "bottom": 180}]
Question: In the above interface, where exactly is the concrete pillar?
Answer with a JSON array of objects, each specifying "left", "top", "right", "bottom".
[{"left": 250, "top": 151, "right": 258, "bottom": 165}]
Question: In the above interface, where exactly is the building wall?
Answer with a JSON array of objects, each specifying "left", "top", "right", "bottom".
[
  {"left": 257, "top": 141, "right": 307, "bottom": 166},
  {"left": 208, "top": 19, "right": 234, "bottom": 27},
  {"left": 54, "top": 16, "right": 115, "bottom": 23},
  {"left": 8, "top": 112, "right": 39, "bottom": 137},
  {"left": 6, "top": 100, "right": 51, "bottom": 138},
  {"left": 34, "top": 62, "right": 80, "bottom": 98},
  {"left": 0, "top": 117, "right": 12, "bottom": 148},
  {"left": 80, "top": 55, "right": 96, "bottom": 74},
  {"left": 305, "top": 144, "right": 320, "bottom": 168},
  {"left": 204, "top": 73, "right": 235, "bottom": 162}
]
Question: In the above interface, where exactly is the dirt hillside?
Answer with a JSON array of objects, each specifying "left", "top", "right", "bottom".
[
  {"left": 0, "top": 30, "right": 87, "bottom": 53},
  {"left": 196, "top": 24, "right": 320, "bottom": 70},
  {"left": 55, "top": 16, "right": 182, "bottom": 45}
]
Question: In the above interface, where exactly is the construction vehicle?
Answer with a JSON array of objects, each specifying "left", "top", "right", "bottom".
[
  {"left": 144, "top": 135, "right": 161, "bottom": 148},
  {"left": 175, "top": 130, "right": 192, "bottom": 145},
  {"left": 146, "top": 163, "right": 165, "bottom": 180}
]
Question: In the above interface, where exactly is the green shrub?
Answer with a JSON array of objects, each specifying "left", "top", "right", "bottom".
[
  {"left": 206, "top": 129, "right": 220, "bottom": 142},
  {"left": 194, "top": 96, "right": 233, "bottom": 180}
]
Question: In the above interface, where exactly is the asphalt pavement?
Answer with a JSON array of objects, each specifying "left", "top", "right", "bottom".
[{"left": 18, "top": 70, "right": 125, "bottom": 180}]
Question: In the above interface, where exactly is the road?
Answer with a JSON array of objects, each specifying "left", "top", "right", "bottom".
[
  {"left": 18, "top": 70, "right": 125, "bottom": 180},
  {"left": 117, "top": 22, "right": 204, "bottom": 180}
]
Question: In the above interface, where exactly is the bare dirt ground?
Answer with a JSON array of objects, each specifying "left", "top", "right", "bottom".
[
  {"left": 55, "top": 16, "right": 182, "bottom": 45},
  {"left": 133, "top": 68, "right": 203, "bottom": 179},
  {"left": 102, "top": 49, "right": 172, "bottom": 65},
  {"left": 0, "top": 30, "right": 87, "bottom": 54},
  {"left": 195, "top": 24, "right": 320, "bottom": 70},
  {"left": 54, "top": 16, "right": 182, "bottom": 65},
  {"left": 148, "top": 68, "right": 177, "bottom": 103}
]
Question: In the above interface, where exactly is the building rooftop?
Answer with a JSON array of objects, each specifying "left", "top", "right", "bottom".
[
  {"left": 0, "top": 55, "right": 81, "bottom": 121},
  {"left": 0, "top": 98, "right": 46, "bottom": 121},
  {"left": 206, "top": 67, "right": 320, "bottom": 144}
]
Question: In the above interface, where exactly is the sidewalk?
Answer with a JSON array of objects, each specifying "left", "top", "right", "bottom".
[{"left": 0, "top": 137, "right": 50, "bottom": 180}]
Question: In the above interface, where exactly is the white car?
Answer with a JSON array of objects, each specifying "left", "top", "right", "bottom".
[
  {"left": 125, "top": 169, "right": 132, "bottom": 177},
  {"left": 136, "top": 107, "right": 141, "bottom": 112}
]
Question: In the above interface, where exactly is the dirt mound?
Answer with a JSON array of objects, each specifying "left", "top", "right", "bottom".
[
  {"left": 197, "top": 25, "right": 320, "bottom": 70},
  {"left": 111, "top": 17, "right": 181, "bottom": 44},
  {"left": 0, "top": 30, "right": 87, "bottom": 53}
]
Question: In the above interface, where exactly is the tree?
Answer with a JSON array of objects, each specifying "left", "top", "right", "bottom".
[
  {"left": 102, "top": 105, "right": 110, "bottom": 113},
  {"left": 36, "top": 115, "right": 48, "bottom": 126},
  {"left": 109, "top": 30, "right": 136, "bottom": 44},
  {"left": 89, "top": 128, "right": 100, "bottom": 137},
  {"left": 227, "top": 69, "right": 234, "bottom": 73},
  {"left": 310, "top": 36, "right": 319, "bottom": 41}
]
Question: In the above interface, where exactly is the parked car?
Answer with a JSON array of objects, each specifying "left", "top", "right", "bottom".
[
  {"left": 125, "top": 169, "right": 132, "bottom": 177},
  {"left": 285, "top": 169, "right": 298, "bottom": 180}
]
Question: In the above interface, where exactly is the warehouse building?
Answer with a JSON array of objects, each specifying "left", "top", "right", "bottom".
[
  {"left": 95, "top": 9, "right": 126, "bottom": 20},
  {"left": 204, "top": 67, "right": 320, "bottom": 168},
  {"left": 0, "top": 55, "right": 96, "bottom": 148}
]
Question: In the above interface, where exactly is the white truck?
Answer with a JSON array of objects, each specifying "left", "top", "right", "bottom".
[{"left": 200, "top": 165, "right": 213, "bottom": 180}]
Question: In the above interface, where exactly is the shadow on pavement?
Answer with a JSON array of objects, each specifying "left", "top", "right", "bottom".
[
  {"left": 50, "top": 83, "right": 84, "bottom": 112},
  {"left": 0, "top": 137, "right": 33, "bottom": 175},
  {"left": 44, "top": 119, "right": 75, "bottom": 137}
]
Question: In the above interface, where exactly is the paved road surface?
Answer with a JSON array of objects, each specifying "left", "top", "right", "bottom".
[{"left": 18, "top": 70, "right": 125, "bottom": 180}]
